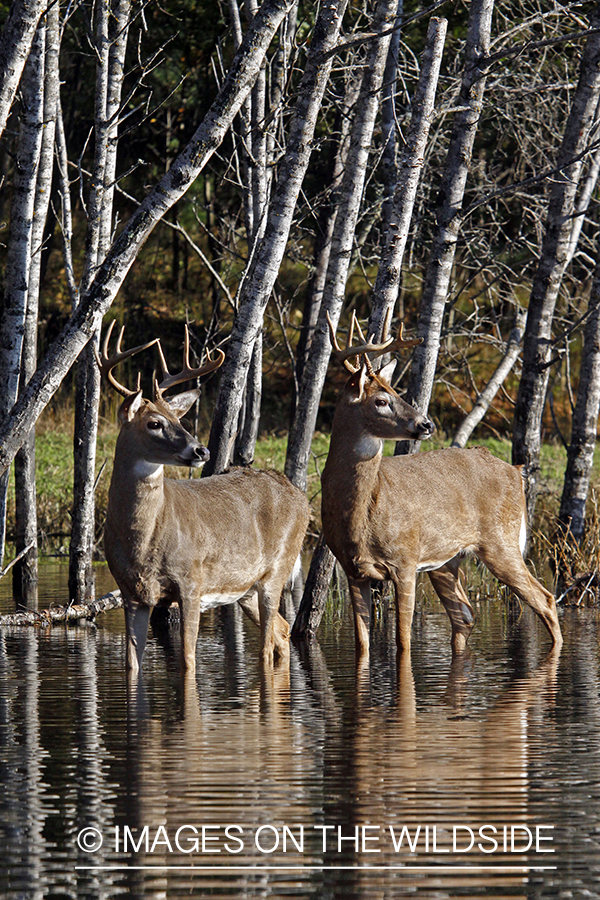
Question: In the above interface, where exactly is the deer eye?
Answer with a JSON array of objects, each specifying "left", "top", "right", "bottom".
[
  {"left": 147, "top": 419, "right": 163, "bottom": 431},
  {"left": 374, "top": 397, "right": 388, "bottom": 409}
]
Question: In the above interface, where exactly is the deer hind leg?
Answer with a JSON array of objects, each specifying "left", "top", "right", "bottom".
[
  {"left": 124, "top": 601, "right": 151, "bottom": 676},
  {"left": 477, "top": 546, "right": 563, "bottom": 649},
  {"left": 238, "top": 591, "right": 291, "bottom": 661},
  {"left": 428, "top": 558, "right": 475, "bottom": 654},
  {"left": 256, "top": 580, "right": 290, "bottom": 668}
]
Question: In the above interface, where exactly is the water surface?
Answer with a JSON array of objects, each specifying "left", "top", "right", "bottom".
[{"left": 1, "top": 565, "right": 599, "bottom": 898}]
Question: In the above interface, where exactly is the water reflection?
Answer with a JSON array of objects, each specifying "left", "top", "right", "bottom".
[{"left": 0, "top": 569, "right": 600, "bottom": 898}]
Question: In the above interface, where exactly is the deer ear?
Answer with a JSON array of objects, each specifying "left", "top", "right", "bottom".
[
  {"left": 346, "top": 363, "right": 370, "bottom": 402},
  {"left": 163, "top": 388, "right": 200, "bottom": 419},
  {"left": 377, "top": 359, "right": 397, "bottom": 386},
  {"left": 118, "top": 390, "right": 144, "bottom": 424}
]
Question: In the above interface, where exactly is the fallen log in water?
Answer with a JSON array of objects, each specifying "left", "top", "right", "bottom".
[{"left": 0, "top": 590, "right": 123, "bottom": 627}]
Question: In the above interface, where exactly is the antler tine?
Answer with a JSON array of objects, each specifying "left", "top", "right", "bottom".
[
  {"left": 95, "top": 320, "right": 158, "bottom": 397},
  {"left": 155, "top": 325, "right": 225, "bottom": 394},
  {"left": 326, "top": 309, "right": 422, "bottom": 373},
  {"left": 326, "top": 311, "right": 360, "bottom": 373}
]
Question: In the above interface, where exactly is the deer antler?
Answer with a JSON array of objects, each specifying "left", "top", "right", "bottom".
[
  {"left": 95, "top": 321, "right": 159, "bottom": 397},
  {"left": 154, "top": 325, "right": 225, "bottom": 397},
  {"left": 326, "top": 309, "right": 422, "bottom": 374}
]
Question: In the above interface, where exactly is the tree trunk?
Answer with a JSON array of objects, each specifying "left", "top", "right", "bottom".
[
  {"left": 0, "top": 23, "right": 45, "bottom": 567},
  {"left": 397, "top": 0, "right": 495, "bottom": 457},
  {"left": 291, "top": 14, "right": 447, "bottom": 644},
  {"left": 13, "top": 0, "right": 60, "bottom": 602},
  {"left": 205, "top": 0, "right": 349, "bottom": 477},
  {"left": 451, "top": 307, "right": 527, "bottom": 448},
  {"left": 380, "top": 0, "right": 404, "bottom": 234},
  {"left": 233, "top": 335, "right": 263, "bottom": 466},
  {"left": 512, "top": 5, "right": 600, "bottom": 523},
  {"left": 69, "top": 0, "right": 132, "bottom": 602},
  {"left": 295, "top": 75, "right": 359, "bottom": 390},
  {"left": 558, "top": 246, "right": 600, "bottom": 542},
  {"left": 0, "top": 0, "right": 294, "bottom": 479},
  {"left": 284, "top": 0, "right": 400, "bottom": 493},
  {"left": 369, "top": 15, "right": 447, "bottom": 341},
  {"left": 0, "top": 0, "right": 48, "bottom": 141}
]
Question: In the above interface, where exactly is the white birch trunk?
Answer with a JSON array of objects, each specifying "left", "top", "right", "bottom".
[
  {"left": 284, "top": 0, "right": 401, "bottom": 492},
  {"left": 0, "top": 24, "right": 45, "bottom": 567},
  {"left": 13, "top": 0, "right": 60, "bottom": 601},
  {"left": 0, "top": 0, "right": 48, "bottom": 140},
  {"left": 69, "top": 0, "right": 132, "bottom": 602},
  {"left": 205, "top": 0, "right": 349, "bottom": 477},
  {"left": 451, "top": 307, "right": 527, "bottom": 448},
  {"left": 369, "top": 16, "right": 447, "bottom": 341},
  {"left": 397, "top": 0, "right": 495, "bottom": 456},
  {"left": 558, "top": 241, "right": 600, "bottom": 541},
  {"left": 512, "top": 5, "right": 600, "bottom": 523}
]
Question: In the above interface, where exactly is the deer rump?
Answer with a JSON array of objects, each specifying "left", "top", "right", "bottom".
[{"left": 106, "top": 467, "right": 309, "bottom": 613}]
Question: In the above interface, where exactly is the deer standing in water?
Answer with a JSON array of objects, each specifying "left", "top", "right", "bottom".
[
  {"left": 321, "top": 313, "right": 562, "bottom": 660},
  {"left": 98, "top": 324, "right": 310, "bottom": 676}
]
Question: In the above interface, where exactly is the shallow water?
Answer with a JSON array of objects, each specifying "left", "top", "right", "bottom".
[{"left": 1, "top": 565, "right": 600, "bottom": 898}]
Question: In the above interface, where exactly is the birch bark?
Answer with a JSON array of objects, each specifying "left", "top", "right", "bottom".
[
  {"left": 205, "top": 0, "right": 349, "bottom": 477},
  {"left": 13, "top": 1, "right": 60, "bottom": 601},
  {"left": 451, "top": 307, "right": 526, "bottom": 448},
  {"left": 0, "top": 0, "right": 294, "bottom": 478},
  {"left": 69, "top": 0, "right": 132, "bottom": 602},
  {"left": 369, "top": 16, "right": 447, "bottom": 341},
  {"left": 0, "top": 0, "right": 48, "bottom": 140},
  {"left": 558, "top": 246, "right": 600, "bottom": 542},
  {"left": 397, "top": 0, "right": 495, "bottom": 456},
  {"left": 284, "top": 0, "right": 401, "bottom": 493},
  {"left": 0, "top": 24, "right": 45, "bottom": 567},
  {"left": 512, "top": 4, "right": 600, "bottom": 522}
]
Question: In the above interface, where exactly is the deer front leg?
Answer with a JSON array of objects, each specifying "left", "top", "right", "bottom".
[
  {"left": 124, "top": 600, "right": 151, "bottom": 676},
  {"left": 348, "top": 578, "right": 372, "bottom": 660},
  {"left": 179, "top": 596, "right": 201, "bottom": 673},
  {"left": 392, "top": 569, "right": 417, "bottom": 655}
]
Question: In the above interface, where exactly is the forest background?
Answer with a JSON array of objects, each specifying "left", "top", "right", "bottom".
[{"left": 0, "top": 0, "right": 599, "bottom": 612}]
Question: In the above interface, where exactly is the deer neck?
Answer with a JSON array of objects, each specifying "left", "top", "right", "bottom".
[
  {"left": 322, "top": 404, "right": 383, "bottom": 544},
  {"left": 106, "top": 434, "right": 166, "bottom": 549}
]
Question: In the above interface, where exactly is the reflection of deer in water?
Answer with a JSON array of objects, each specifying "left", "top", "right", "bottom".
[
  {"left": 97, "top": 324, "right": 310, "bottom": 677},
  {"left": 339, "top": 646, "right": 561, "bottom": 894},
  {"left": 321, "top": 312, "right": 563, "bottom": 660}
]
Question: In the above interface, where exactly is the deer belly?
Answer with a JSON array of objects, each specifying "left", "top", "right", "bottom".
[{"left": 199, "top": 591, "right": 248, "bottom": 612}]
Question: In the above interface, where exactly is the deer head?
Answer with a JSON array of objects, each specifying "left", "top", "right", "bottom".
[
  {"left": 327, "top": 311, "right": 435, "bottom": 444},
  {"left": 96, "top": 322, "right": 225, "bottom": 469}
]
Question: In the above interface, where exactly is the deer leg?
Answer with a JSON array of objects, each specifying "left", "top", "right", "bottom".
[
  {"left": 478, "top": 547, "right": 563, "bottom": 649},
  {"left": 257, "top": 582, "right": 290, "bottom": 668},
  {"left": 391, "top": 570, "right": 417, "bottom": 655},
  {"left": 348, "top": 579, "right": 372, "bottom": 660},
  {"left": 428, "top": 559, "right": 475, "bottom": 654},
  {"left": 124, "top": 601, "right": 151, "bottom": 676},
  {"left": 179, "top": 598, "right": 201, "bottom": 672},
  {"left": 238, "top": 592, "right": 291, "bottom": 660}
]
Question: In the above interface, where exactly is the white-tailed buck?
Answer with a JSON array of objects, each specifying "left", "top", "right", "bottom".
[
  {"left": 321, "top": 312, "right": 563, "bottom": 659},
  {"left": 98, "top": 323, "right": 310, "bottom": 676}
]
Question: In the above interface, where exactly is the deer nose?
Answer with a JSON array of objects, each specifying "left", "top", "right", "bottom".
[
  {"left": 178, "top": 442, "right": 210, "bottom": 466},
  {"left": 416, "top": 416, "right": 435, "bottom": 438}
]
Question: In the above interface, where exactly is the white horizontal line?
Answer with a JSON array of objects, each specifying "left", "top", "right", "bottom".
[{"left": 75, "top": 864, "right": 558, "bottom": 872}]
